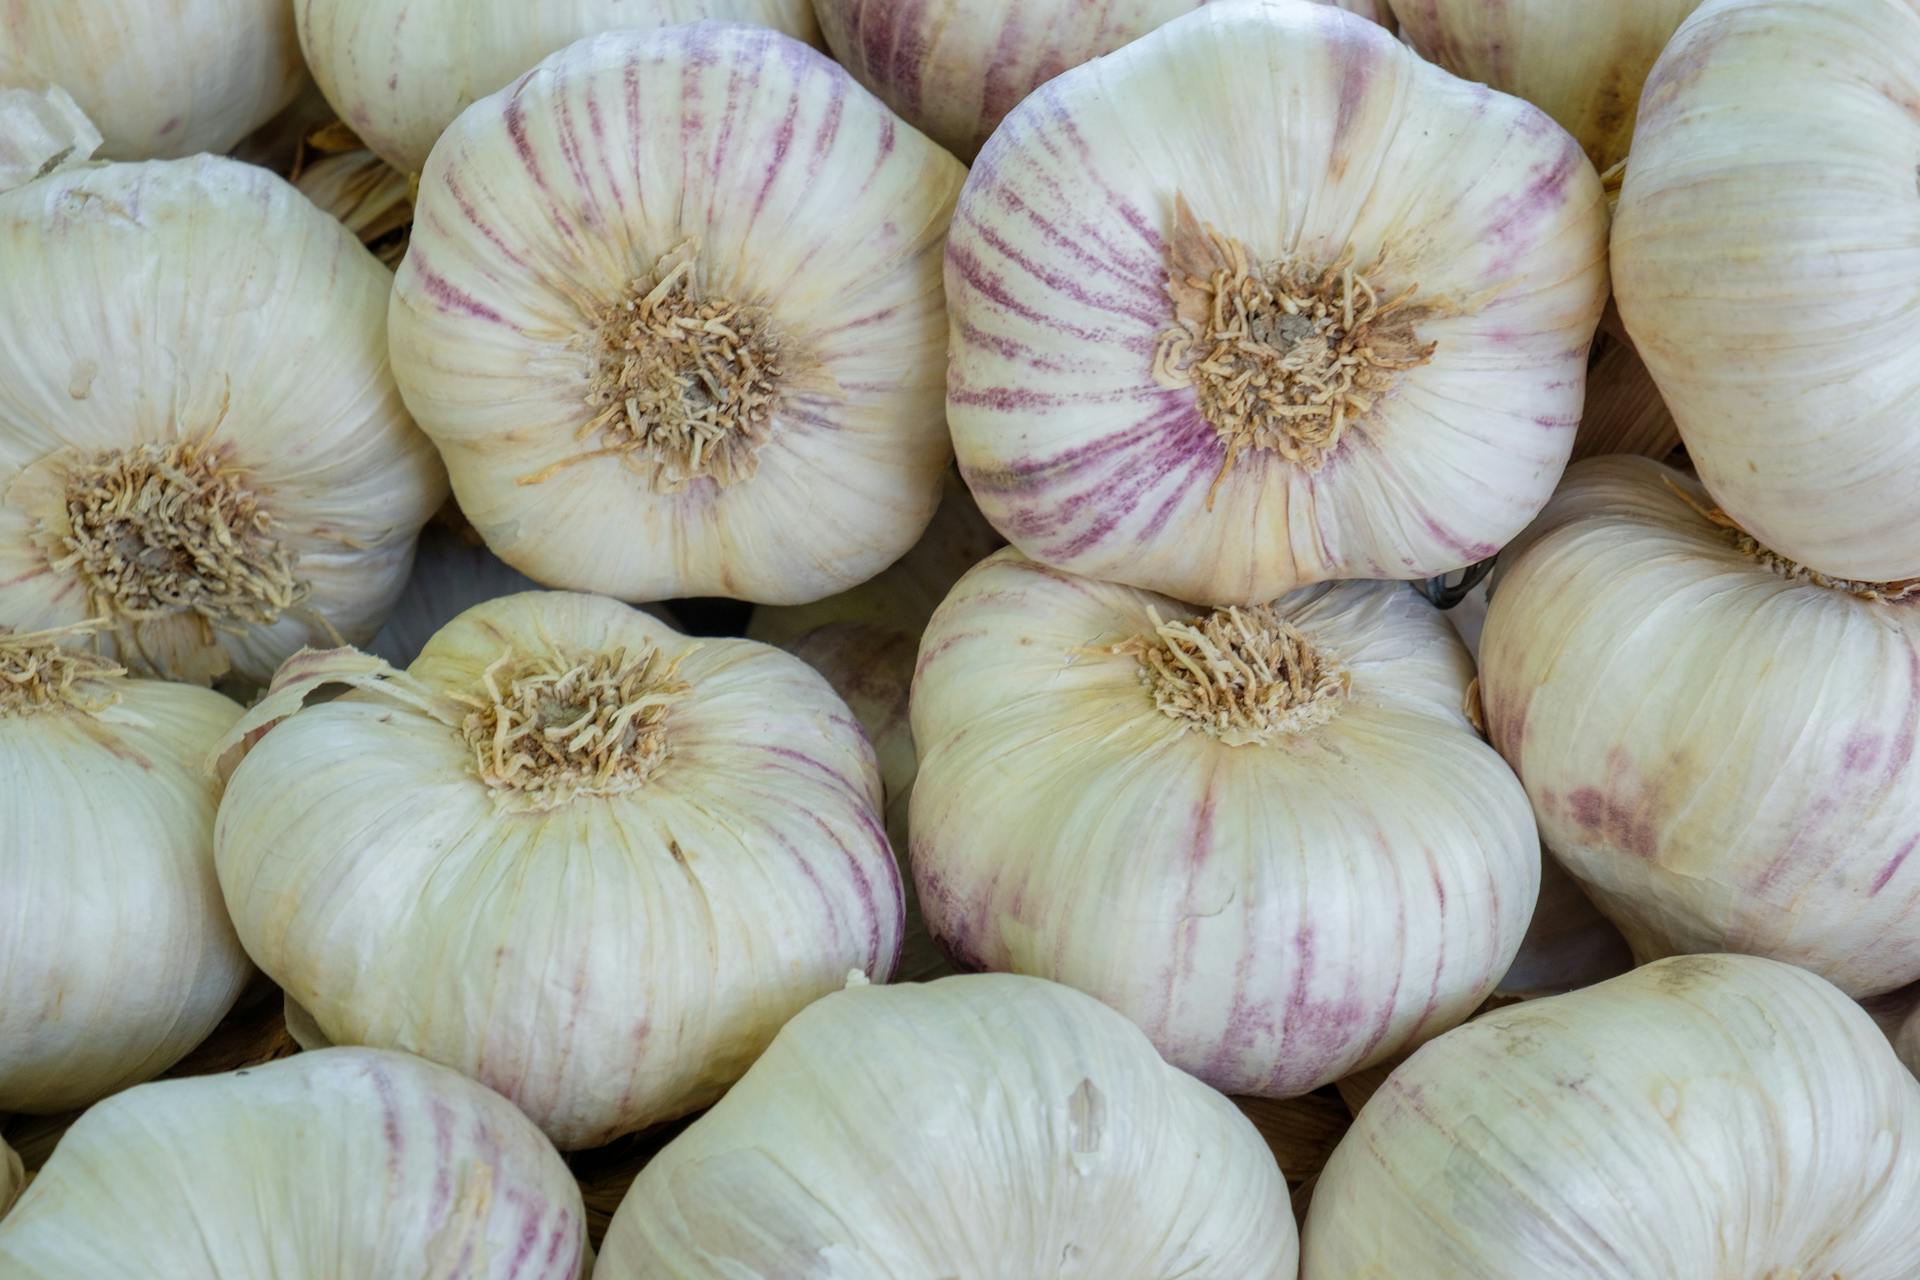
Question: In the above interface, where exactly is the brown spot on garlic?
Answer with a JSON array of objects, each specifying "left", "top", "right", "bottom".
[
  {"left": 0, "top": 622, "right": 123, "bottom": 717},
  {"left": 1113, "top": 604, "right": 1349, "bottom": 745}
]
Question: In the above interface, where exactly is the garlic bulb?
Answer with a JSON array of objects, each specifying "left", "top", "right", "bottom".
[
  {"left": 946, "top": 2, "right": 1608, "bottom": 605},
  {"left": 912, "top": 549, "right": 1539, "bottom": 1097},
  {"left": 814, "top": 0, "right": 1391, "bottom": 162},
  {"left": 1573, "top": 331, "right": 1680, "bottom": 462},
  {"left": 0, "top": 1, "right": 303, "bottom": 161},
  {"left": 1304, "top": 954, "right": 1920, "bottom": 1277},
  {"left": 390, "top": 25, "right": 964, "bottom": 605},
  {"left": 0, "top": 1048, "right": 589, "bottom": 1278},
  {"left": 1612, "top": 0, "right": 1920, "bottom": 581},
  {"left": 297, "top": 0, "right": 820, "bottom": 176},
  {"left": 294, "top": 149, "right": 413, "bottom": 268},
  {"left": 1389, "top": 0, "right": 1704, "bottom": 171},
  {"left": 215, "top": 590, "right": 899, "bottom": 1148},
  {"left": 1479, "top": 456, "right": 1920, "bottom": 996},
  {"left": 600, "top": 973, "right": 1296, "bottom": 1278},
  {"left": 0, "top": 156, "right": 447, "bottom": 686},
  {"left": 0, "top": 85, "right": 99, "bottom": 194},
  {"left": 0, "top": 626, "right": 251, "bottom": 1115}
]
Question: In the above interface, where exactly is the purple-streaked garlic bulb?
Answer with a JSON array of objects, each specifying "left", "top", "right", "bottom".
[
  {"left": 945, "top": 1, "right": 1608, "bottom": 607},
  {"left": 910, "top": 549, "right": 1539, "bottom": 1098},
  {"left": 390, "top": 25, "right": 963, "bottom": 606}
]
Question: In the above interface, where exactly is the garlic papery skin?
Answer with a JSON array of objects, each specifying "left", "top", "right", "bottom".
[
  {"left": 600, "top": 973, "right": 1297, "bottom": 1278},
  {"left": 813, "top": 0, "right": 1391, "bottom": 162},
  {"left": 390, "top": 25, "right": 965, "bottom": 606},
  {"left": 911, "top": 549, "right": 1539, "bottom": 1098},
  {"left": 293, "top": 149, "right": 414, "bottom": 269},
  {"left": 0, "top": 85, "right": 99, "bottom": 194},
  {"left": 0, "top": 1, "right": 303, "bottom": 160},
  {"left": 1303, "top": 954, "right": 1920, "bottom": 1277},
  {"left": 946, "top": 2, "right": 1608, "bottom": 606},
  {"left": 213, "top": 590, "right": 900, "bottom": 1149},
  {"left": 1479, "top": 456, "right": 1920, "bottom": 996},
  {"left": 0, "top": 627, "right": 252, "bottom": 1114},
  {"left": 0, "top": 1048, "right": 589, "bottom": 1278},
  {"left": 1613, "top": 0, "right": 1920, "bottom": 581},
  {"left": 296, "top": 0, "right": 820, "bottom": 176},
  {"left": 0, "top": 156, "right": 448, "bottom": 687}
]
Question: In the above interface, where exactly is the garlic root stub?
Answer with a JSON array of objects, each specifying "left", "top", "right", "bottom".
[
  {"left": 391, "top": 24, "right": 962, "bottom": 606},
  {"left": 1612, "top": 0, "right": 1920, "bottom": 581},
  {"left": 0, "top": 157, "right": 447, "bottom": 687},
  {"left": 0, "top": 1048, "right": 589, "bottom": 1278},
  {"left": 911, "top": 549, "right": 1540, "bottom": 1098},
  {"left": 946, "top": 2, "right": 1608, "bottom": 606},
  {"left": 1480, "top": 457, "right": 1920, "bottom": 996},
  {"left": 214, "top": 590, "right": 900, "bottom": 1149},
  {"left": 0, "top": 629, "right": 252, "bottom": 1115},
  {"left": 600, "top": 974, "right": 1297, "bottom": 1278},
  {"left": 1304, "top": 954, "right": 1920, "bottom": 1277}
]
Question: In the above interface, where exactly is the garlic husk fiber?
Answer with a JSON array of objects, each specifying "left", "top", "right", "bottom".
[
  {"left": 0, "top": 85, "right": 99, "bottom": 195},
  {"left": 0, "top": 1048, "right": 589, "bottom": 1278},
  {"left": 912, "top": 549, "right": 1539, "bottom": 1098},
  {"left": 1612, "top": 0, "right": 1920, "bottom": 581},
  {"left": 1480, "top": 456, "right": 1920, "bottom": 996},
  {"left": 391, "top": 24, "right": 964, "bottom": 605},
  {"left": 599, "top": 973, "right": 1297, "bottom": 1278},
  {"left": 0, "top": 156, "right": 448, "bottom": 686},
  {"left": 946, "top": 1, "right": 1608, "bottom": 605},
  {"left": 0, "top": 625, "right": 252, "bottom": 1115},
  {"left": 214, "top": 590, "right": 899, "bottom": 1148},
  {"left": 293, "top": 149, "right": 413, "bottom": 269},
  {"left": 1304, "top": 954, "right": 1920, "bottom": 1277}
]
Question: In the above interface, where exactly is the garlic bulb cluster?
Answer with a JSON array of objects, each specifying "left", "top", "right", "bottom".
[
  {"left": 391, "top": 24, "right": 964, "bottom": 606},
  {"left": 0, "top": 85, "right": 99, "bottom": 194},
  {"left": 0, "top": 0, "right": 304, "bottom": 160},
  {"left": 0, "top": 625, "right": 251, "bottom": 1115},
  {"left": 215, "top": 590, "right": 899, "bottom": 1148},
  {"left": 0, "top": 156, "right": 447, "bottom": 686},
  {"left": 912, "top": 549, "right": 1539, "bottom": 1098},
  {"left": 600, "top": 973, "right": 1297, "bottom": 1278},
  {"left": 1613, "top": 0, "right": 1920, "bottom": 582},
  {"left": 946, "top": 2, "right": 1609, "bottom": 605},
  {"left": 296, "top": 0, "right": 820, "bottom": 175},
  {"left": 293, "top": 149, "right": 413, "bottom": 268},
  {"left": 367, "top": 524, "right": 547, "bottom": 667},
  {"left": 1305, "top": 954, "right": 1920, "bottom": 1277},
  {"left": 814, "top": 0, "right": 1391, "bottom": 162},
  {"left": 0, "top": 1048, "right": 589, "bottom": 1278},
  {"left": 1480, "top": 457, "right": 1920, "bottom": 996}
]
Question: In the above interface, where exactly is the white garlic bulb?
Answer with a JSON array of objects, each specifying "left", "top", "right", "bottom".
[
  {"left": 0, "top": 85, "right": 99, "bottom": 194},
  {"left": 946, "top": 1, "right": 1608, "bottom": 606},
  {"left": 1479, "top": 457, "right": 1920, "bottom": 996},
  {"left": 293, "top": 149, "right": 413, "bottom": 268},
  {"left": 600, "top": 973, "right": 1297, "bottom": 1278},
  {"left": 1612, "top": 0, "right": 1920, "bottom": 581},
  {"left": 0, "top": 1048, "right": 589, "bottom": 1278},
  {"left": 215, "top": 590, "right": 900, "bottom": 1148},
  {"left": 0, "top": 0, "right": 303, "bottom": 161},
  {"left": 390, "top": 25, "right": 964, "bottom": 606},
  {"left": 297, "top": 0, "right": 821, "bottom": 175},
  {"left": 814, "top": 0, "right": 1391, "bottom": 161},
  {"left": 0, "top": 626, "right": 251, "bottom": 1115},
  {"left": 0, "top": 156, "right": 448, "bottom": 686},
  {"left": 1304, "top": 954, "right": 1920, "bottom": 1277},
  {"left": 911, "top": 549, "right": 1539, "bottom": 1098}
]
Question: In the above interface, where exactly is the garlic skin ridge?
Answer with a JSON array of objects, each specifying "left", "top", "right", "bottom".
[
  {"left": 0, "top": 1048, "right": 589, "bottom": 1279},
  {"left": 1303, "top": 954, "right": 1920, "bottom": 1278},
  {"left": 599, "top": 973, "right": 1297, "bottom": 1278},
  {"left": 910, "top": 549, "right": 1539, "bottom": 1099}
]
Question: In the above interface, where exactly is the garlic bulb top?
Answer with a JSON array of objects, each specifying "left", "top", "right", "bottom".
[
  {"left": 296, "top": 0, "right": 821, "bottom": 175},
  {"left": 391, "top": 25, "right": 965, "bottom": 605},
  {"left": 214, "top": 590, "right": 900, "bottom": 1148},
  {"left": 1479, "top": 456, "right": 1920, "bottom": 997},
  {"left": 1304, "top": 954, "right": 1920, "bottom": 1278},
  {"left": 1612, "top": 0, "right": 1920, "bottom": 582},
  {"left": 814, "top": 0, "right": 1391, "bottom": 162},
  {"left": 946, "top": 1, "right": 1608, "bottom": 605},
  {"left": 911, "top": 549, "right": 1539, "bottom": 1099},
  {"left": 0, "top": 1048, "right": 589, "bottom": 1279},
  {"left": 0, "top": 156, "right": 448, "bottom": 686},
  {"left": 0, "top": 0, "right": 303, "bottom": 160},
  {"left": 0, "top": 626, "right": 252, "bottom": 1115},
  {"left": 599, "top": 973, "right": 1297, "bottom": 1278}
]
